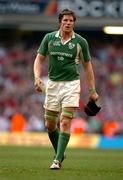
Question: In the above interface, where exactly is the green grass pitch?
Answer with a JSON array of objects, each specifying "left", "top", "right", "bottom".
[{"left": 0, "top": 146, "right": 123, "bottom": 180}]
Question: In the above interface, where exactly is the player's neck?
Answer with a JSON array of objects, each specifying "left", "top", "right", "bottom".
[{"left": 60, "top": 30, "right": 73, "bottom": 40}]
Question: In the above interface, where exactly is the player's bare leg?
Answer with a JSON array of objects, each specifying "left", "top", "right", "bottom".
[
  {"left": 50, "top": 107, "right": 75, "bottom": 169},
  {"left": 45, "top": 110, "right": 59, "bottom": 155}
]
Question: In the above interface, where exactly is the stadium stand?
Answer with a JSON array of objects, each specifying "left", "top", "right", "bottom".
[
  {"left": 0, "top": 0, "right": 123, "bottom": 137},
  {"left": 0, "top": 30, "right": 123, "bottom": 136}
]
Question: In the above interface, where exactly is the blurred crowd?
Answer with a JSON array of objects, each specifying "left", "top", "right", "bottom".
[{"left": 0, "top": 33, "right": 123, "bottom": 137}]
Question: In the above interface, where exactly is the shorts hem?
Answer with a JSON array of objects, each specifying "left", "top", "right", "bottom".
[{"left": 44, "top": 106, "right": 60, "bottom": 112}]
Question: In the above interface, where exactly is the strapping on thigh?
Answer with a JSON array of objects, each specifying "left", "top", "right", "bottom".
[
  {"left": 44, "top": 110, "right": 59, "bottom": 121},
  {"left": 61, "top": 108, "right": 74, "bottom": 119}
]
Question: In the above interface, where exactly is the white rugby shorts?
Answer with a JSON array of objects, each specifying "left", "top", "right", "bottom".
[{"left": 44, "top": 79, "right": 80, "bottom": 112}]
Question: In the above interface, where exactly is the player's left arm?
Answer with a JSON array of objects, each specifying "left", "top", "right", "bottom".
[
  {"left": 80, "top": 38, "right": 99, "bottom": 102},
  {"left": 82, "top": 60, "right": 99, "bottom": 102}
]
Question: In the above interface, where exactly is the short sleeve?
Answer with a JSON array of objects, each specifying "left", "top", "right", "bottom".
[
  {"left": 82, "top": 39, "right": 91, "bottom": 62},
  {"left": 37, "top": 34, "right": 49, "bottom": 56}
]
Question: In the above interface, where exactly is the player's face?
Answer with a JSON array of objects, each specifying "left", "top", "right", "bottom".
[{"left": 60, "top": 15, "right": 75, "bottom": 33}]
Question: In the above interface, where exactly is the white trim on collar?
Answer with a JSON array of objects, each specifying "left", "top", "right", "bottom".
[{"left": 55, "top": 30, "right": 75, "bottom": 38}]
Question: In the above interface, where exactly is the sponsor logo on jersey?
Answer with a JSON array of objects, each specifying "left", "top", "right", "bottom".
[
  {"left": 58, "top": 56, "right": 64, "bottom": 61},
  {"left": 50, "top": 51, "right": 73, "bottom": 58}
]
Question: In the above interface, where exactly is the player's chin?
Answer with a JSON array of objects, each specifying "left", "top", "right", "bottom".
[{"left": 65, "top": 28, "right": 71, "bottom": 32}]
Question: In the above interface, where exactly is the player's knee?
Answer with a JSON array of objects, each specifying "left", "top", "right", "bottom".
[
  {"left": 45, "top": 121, "right": 56, "bottom": 132},
  {"left": 44, "top": 110, "right": 59, "bottom": 132},
  {"left": 60, "top": 119, "right": 70, "bottom": 129},
  {"left": 60, "top": 108, "right": 74, "bottom": 131}
]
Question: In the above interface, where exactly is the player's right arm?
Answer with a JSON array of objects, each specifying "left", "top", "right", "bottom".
[
  {"left": 33, "top": 53, "right": 46, "bottom": 92},
  {"left": 33, "top": 33, "right": 49, "bottom": 92}
]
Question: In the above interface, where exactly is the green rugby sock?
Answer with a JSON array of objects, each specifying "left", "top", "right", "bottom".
[
  {"left": 55, "top": 132, "right": 70, "bottom": 162},
  {"left": 48, "top": 129, "right": 59, "bottom": 154}
]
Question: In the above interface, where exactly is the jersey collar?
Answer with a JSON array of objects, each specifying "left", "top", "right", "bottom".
[{"left": 55, "top": 30, "right": 75, "bottom": 39}]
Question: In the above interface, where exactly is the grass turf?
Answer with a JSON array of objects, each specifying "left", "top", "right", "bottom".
[{"left": 0, "top": 146, "right": 123, "bottom": 180}]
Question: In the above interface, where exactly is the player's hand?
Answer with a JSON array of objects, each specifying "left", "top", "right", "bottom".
[
  {"left": 89, "top": 92, "right": 99, "bottom": 102},
  {"left": 84, "top": 91, "right": 101, "bottom": 116},
  {"left": 34, "top": 77, "right": 43, "bottom": 92}
]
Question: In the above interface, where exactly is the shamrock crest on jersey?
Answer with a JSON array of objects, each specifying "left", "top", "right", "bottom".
[{"left": 68, "top": 42, "right": 75, "bottom": 49}]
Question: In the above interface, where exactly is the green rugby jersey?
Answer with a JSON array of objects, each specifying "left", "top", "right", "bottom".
[{"left": 37, "top": 31, "right": 91, "bottom": 81}]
